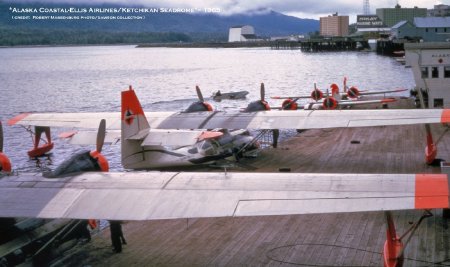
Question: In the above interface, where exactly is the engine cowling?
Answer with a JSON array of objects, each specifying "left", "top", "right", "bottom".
[
  {"left": 347, "top": 86, "right": 360, "bottom": 99},
  {"left": 281, "top": 99, "right": 298, "bottom": 110},
  {"left": 185, "top": 101, "right": 213, "bottom": 112},
  {"left": 322, "top": 97, "right": 338, "bottom": 110},
  {"left": 310, "top": 89, "right": 324, "bottom": 101},
  {"left": 244, "top": 100, "right": 270, "bottom": 112}
]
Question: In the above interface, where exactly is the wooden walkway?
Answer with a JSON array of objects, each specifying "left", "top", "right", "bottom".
[{"left": 52, "top": 101, "right": 450, "bottom": 267}]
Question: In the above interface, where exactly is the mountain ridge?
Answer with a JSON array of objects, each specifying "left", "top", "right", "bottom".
[{"left": 1, "top": 2, "right": 319, "bottom": 36}]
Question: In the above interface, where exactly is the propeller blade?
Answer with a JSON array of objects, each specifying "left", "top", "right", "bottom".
[
  {"left": 96, "top": 119, "right": 106, "bottom": 153},
  {"left": 260, "top": 83, "right": 265, "bottom": 102},
  {"left": 344, "top": 77, "right": 348, "bottom": 92},
  {"left": 0, "top": 121, "right": 3, "bottom": 153},
  {"left": 196, "top": 85, "right": 204, "bottom": 102}
]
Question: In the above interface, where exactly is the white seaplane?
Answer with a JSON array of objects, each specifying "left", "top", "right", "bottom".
[
  {"left": 271, "top": 77, "right": 408, "bottom": 110},
  {"left": 7, "top": 84, "right": 450, "bottom": 168}
]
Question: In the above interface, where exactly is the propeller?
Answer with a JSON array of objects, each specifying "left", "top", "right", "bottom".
[
  {"left": 0, "top": 121, "right": 3, "bottom": 153},
  {"left": 244, "top": 83, "right": 270, "bottom": 112},
  {"left": 310, "top": 83, "right": 324, "bottom": 101},
  {"left": 343, "top": 77, "right": 348, "bottom": 93},
  {"left": 43, "top": 119, "right": 109, "bottom": 178},
  {"left": 96, "top": 118, "right": 106, "bottom": 153},
  {"left": 0, "top": 121, "right": 12, "bottom": 173},
  {"left": 196, "top": 85, "right": 205, "bottom": 103},
  {"left": 185, "top": 86, "right": 213, "bottom": 112},
  {"left": 322, "top": 88, "right": 338, "bottom": 110},
  {"left": 90, "top": 119, "right": 109, "bottom": 172},
  {"left": 260, "top": 83, "right": 265, "bottom": 102}
]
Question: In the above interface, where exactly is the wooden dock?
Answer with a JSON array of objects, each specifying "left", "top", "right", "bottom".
[{"left": 51, "top": 100, "right": 450, "bottom": 267}]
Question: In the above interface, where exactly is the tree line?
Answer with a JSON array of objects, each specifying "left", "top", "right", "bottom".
[{"left": 0, "top": 26, "right": 192, "bottom": 46}]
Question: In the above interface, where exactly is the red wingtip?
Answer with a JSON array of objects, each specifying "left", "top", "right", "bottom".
[
  {"left": 441, "top": 109, "right": 450, "bottom": 123},
  {"left": 415, "top": 174, "right": 449, "bottom": 209},
  {"left": 8, "top": 113, "right": 31, "bottom": 126}
]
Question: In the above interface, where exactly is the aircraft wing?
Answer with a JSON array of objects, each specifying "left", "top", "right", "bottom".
[
  {"left": 9, "top": 109, "right": 450, "bottom": 131},
  {"left": 337, "top": 98, "right": 395, "bottom": 107},
  {"left": 360, "top": 88, "right": 408, "bottom": 96},
  {"left": 0, "top": 172, "right": 447, "bottom": 220}
]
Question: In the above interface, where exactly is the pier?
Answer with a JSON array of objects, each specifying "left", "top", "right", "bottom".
[{"left": 52, "top": 98, "right": 450, "bottom": 267}]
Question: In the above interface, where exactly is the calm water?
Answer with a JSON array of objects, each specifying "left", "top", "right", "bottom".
[{"left": 0, "top": 45, "right": 415, "bottom": 171}]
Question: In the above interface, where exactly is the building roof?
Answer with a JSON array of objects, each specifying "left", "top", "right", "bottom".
[
  {"left": 391, "top": 20, "right": 408, "bottom": 29},
  {"left": 414, "top": 17, "right": 450, "bottom": 27},
  {"left": 241, "top": 34, "right": 257, "bottom": 39},
  {"left": 230, "top": 25, "right": 253, "bottom": 29}
]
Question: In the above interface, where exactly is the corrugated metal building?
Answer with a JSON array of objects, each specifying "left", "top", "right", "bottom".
[
  {"left": 391, "top": 17, "right": 450, "bottom": 42},
  {"left": 376, "top": 5, "right": 426, "bottom": 27}
]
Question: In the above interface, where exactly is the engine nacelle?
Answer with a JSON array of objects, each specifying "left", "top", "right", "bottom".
[
  {"left": 310, "top": 89, "right": 324, "bottom": 101},
  {"left": 244, "top": 100, "right": 270, "bottom": 112},
  {"left": 347, "top": 86, "right": 360, "bottom": 99},
  {"left": 322, "top": 97, "right": 338, "bottom": 110},
  {"left": 44, "top": 150, "right": 109, "bottom": 178},
  {"left": 281, "top": 99, "right": 298, "bottom": 110},
  {"left": 185, "top": 101, "right": 213, "bottom": 112}
]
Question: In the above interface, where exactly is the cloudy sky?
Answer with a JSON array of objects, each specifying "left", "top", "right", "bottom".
[{"left": 13, "top": 0, "right": 450, "bottom": 21}]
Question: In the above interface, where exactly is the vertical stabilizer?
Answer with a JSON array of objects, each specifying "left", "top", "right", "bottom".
[{"left": 121, "top": 86, "right": 150, "bottom": 168}]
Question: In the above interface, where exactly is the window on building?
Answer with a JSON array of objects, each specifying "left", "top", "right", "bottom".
[
  {"left": 426, "top": 28, "right": 429, "bottom": 32},
  {"left": 431, "top": 67, "right": 439, "bottom": 78},
  {"left": 434, "top": 98, "right": 444, "bottom": 108},
  {"left": 435, "top": 28, "right": 438, "bottom": 32},
  {"left": 445, "top": 66, "right": 450, "bottom": 78},
  {"left": 421, "top": 67, "right": 428, "bottom": 78},
  {"left": 445, "top": 28, "right": 448, "bottom": 33}
]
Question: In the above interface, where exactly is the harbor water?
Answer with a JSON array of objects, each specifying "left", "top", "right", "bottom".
[{"left": 0, "top": 45, "right": 415, "bottom": 172}]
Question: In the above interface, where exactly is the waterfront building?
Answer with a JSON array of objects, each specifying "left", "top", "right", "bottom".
[
  {"left": 391, "top": 17, "right": 450, "bottom": 42},
  {"left": 405, "top": 42, "right": 450, "bottom": 108},
  {"left": 320, "top": 13, "right": 349, "bottom": 37},
  {"left": 376, "top": 4, "right": 426, "bottom": 27},
  {"left": 228, "top": 25, "right": 258, "bottom": 42}
]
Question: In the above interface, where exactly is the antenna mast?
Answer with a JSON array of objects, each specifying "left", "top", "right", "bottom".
[{"left": 363, "top": 0, "right": 370, "bottom": 14}]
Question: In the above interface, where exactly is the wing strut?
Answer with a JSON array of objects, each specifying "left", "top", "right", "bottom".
[{"left": 383, "top": 210, "right": 433, "bottom": 267}]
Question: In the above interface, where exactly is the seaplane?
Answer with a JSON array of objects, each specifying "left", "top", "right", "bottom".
[
  {"left": 7, "top": 84, "right": 450, "bottom": 168},
  {"left": 271, "top": 77, "right": 408, "bottom": 110},
  {"left": 4, "top": 84, "right": 450, "bottom": 266},
  {"left": 1, "top": 118, "right": 449, "bottom": 267}
]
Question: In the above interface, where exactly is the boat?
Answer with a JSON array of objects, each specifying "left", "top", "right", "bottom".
[{"left": 211, "top": 90, "right": 249, "bottom": 101}]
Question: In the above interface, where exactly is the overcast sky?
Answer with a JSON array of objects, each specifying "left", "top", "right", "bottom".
[{"left": 12, "top": 0, "right": 450, "bottom": 21}]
